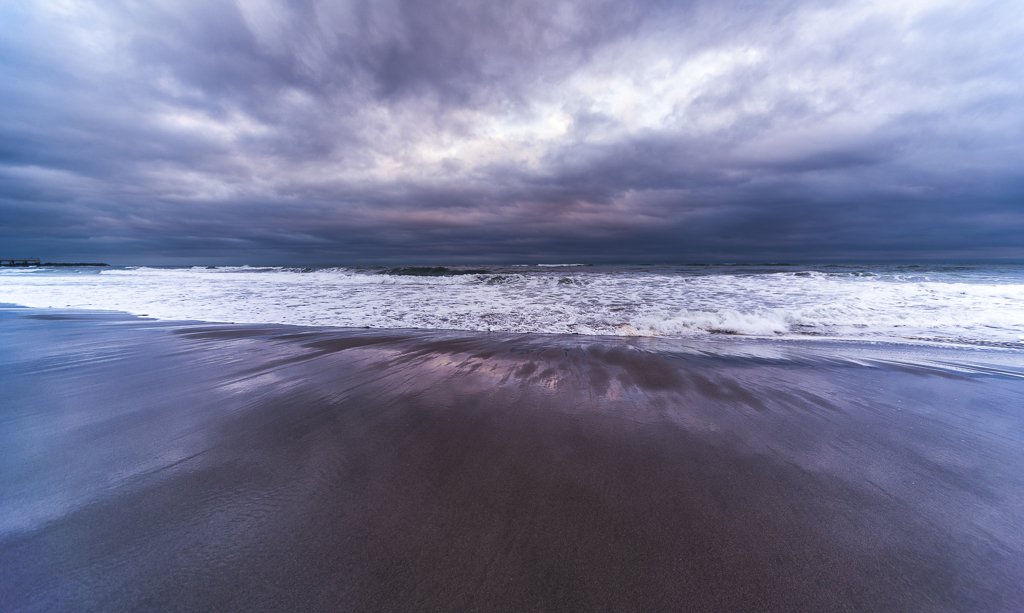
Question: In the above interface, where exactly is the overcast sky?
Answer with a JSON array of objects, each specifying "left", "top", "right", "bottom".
[{"left": 2, "top": 0, "right": 1022, "bottom": 264}]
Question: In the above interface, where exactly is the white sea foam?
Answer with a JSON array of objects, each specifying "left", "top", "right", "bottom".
[{"left": 2, "top": 264, "right": 1023, "bottom": 345}]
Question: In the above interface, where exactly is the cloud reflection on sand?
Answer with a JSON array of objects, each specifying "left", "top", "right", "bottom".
[{"left": 2, "top": 308, "right": 1023, "bottom": 611}]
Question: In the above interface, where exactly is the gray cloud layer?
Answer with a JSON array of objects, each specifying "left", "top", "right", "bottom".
[{"left": 2, "top": 0, "right": 1022, "bottom": 263}]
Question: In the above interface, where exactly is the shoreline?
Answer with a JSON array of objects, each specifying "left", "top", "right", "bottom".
[
  {"left": 3, "top": 301, "right": 1022, "bottom": 352},
  {"left": 2, "top": 305, "right": 1023, "bottom": 611}
]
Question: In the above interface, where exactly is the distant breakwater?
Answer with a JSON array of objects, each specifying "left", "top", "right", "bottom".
[
  {"left": 0, "top": 259, "right": 108, "bottom": 267},
  {"left": 40, "top": 262, "right": 109, "bottom": 267}
]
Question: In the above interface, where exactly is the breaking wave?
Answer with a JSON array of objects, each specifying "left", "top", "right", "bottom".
[{"left": 2, "top": 263, "right": 1022, "bottom": 345}]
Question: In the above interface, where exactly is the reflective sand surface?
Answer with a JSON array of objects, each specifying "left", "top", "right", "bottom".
[{"left": 2, "top": 306, "right": 1023, "bottom": 611}]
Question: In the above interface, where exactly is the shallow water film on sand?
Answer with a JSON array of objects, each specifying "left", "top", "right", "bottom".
[
  {"left": 2, "top": 263, "right": 1023, "bottom": 345},
  {"left": 1, "top": 305, "right": 1023, "bottom": 611}
]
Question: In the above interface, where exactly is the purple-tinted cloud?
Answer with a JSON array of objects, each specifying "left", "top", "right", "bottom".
[{"left": 1, "top": 0, "right": 1022, "bottom": 263}]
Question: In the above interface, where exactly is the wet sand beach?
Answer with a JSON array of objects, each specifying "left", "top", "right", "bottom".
[{"left": 1, "top": 305, "right": 1023, "bottom": 612}]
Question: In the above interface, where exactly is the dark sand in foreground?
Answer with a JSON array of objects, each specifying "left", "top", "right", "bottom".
[{"left": 2, "top": 305, "right": 1023, "bottom": 612}]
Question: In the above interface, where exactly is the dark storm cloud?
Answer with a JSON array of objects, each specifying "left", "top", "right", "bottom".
[{"left": 1, "top": 0, "right": 1022, "bottom": 264}]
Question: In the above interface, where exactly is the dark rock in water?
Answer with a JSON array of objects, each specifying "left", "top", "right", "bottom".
[
  {"left": 41, "top": 262, "right": 109, "bottom": 267},
  {"left": 380, "top": 266, "right": 489, "bottom": 276}
]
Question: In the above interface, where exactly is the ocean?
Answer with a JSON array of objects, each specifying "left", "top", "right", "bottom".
[
  {"left": 2, "top": 262, "right": 1023, "bottom": 345},
  {"left": 3, "top": 263, "right": 1023, "bottom": 611}
]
